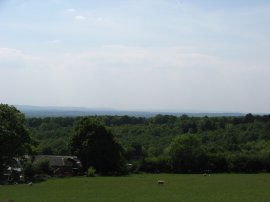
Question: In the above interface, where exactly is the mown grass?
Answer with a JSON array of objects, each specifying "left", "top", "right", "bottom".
[{"left": 1, "top": 174, "right": 270, "bottom": 202}]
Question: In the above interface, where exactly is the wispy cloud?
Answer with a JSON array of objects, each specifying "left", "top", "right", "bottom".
[
  {"left": 0, "top": 48, "right": 45, "bottom": 69},
  {"left": 66, "top": 8, "right": 76, "bottom": 13},
  {"left": 51, "top": 45, "right": 217, "bottom": 71},
  {"left": 0, "top": 48, "right": 27, "bottom": 68},
  {"left": 75, "top": 15, "right": 86, "bottom": 21},
  {"left": 0, "top": 48, "right": 22, "bottom": 57}
]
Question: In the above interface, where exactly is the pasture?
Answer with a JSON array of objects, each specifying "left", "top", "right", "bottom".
[{"left": 1, "top": 174, "right": 270, "bottom": 202}]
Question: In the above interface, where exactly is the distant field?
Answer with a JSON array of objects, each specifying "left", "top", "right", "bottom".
[{"left": 1, "top": 174, "right": 270, "bottom": 202}]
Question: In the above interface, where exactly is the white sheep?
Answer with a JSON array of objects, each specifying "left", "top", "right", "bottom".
[{"left": 157, "top": 180, "right": 165, "bottom": 185}]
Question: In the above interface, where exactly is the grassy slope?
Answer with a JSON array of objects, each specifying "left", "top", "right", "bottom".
[{"left": 1, "top": 174, "right": 270, "bottom": 202}]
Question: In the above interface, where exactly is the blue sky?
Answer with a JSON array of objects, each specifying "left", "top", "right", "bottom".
[{"left": 0, "top": 0, "right": 270, "bottom": 113}]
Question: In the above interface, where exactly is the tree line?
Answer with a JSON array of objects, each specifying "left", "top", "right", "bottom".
[
  {"left": 25, "top": 112, "right": 270, "bottom": 173},
  {"left": 2, "top": 104, "right": 270, "bottom": 176}
]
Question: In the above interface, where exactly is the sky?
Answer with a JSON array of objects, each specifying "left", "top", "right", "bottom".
[{"left": 0, "top": 0, "right": 270, "bottom": 113}]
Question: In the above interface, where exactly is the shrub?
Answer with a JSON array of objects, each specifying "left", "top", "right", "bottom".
[
  {"left": 23, "top": 162, "right": 35, "bottom": 180},
  {"left": 87, "top": 166, "right": 96, "bottom": 177},
  {"left": 33, "top": 159, "right": 53, "bottom": 175}
]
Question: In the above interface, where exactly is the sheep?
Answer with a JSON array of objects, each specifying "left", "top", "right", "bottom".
[{"left": 157, "top": 180, "right": 165, "bottom": 185}]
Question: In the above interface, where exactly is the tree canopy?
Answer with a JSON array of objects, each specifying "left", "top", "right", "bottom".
[
  {"left": 27, "top": 114, "right": 270, "bottom": 173},
  {"left": 70, "top": 118, "right": 125, "bottom": 174},
  {"left": 0, "top": 104, "right": 32, "bottom": 175},
  {"left": 168, "top": 134, "right": 207, "bottom": 172}
]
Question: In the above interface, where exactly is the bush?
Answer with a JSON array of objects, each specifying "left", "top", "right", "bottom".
[
  {"left": 87, "top": 167, "right": 96, "bottom": 177},
  {"left": 23, "top": 162, "right": 35, "bottom": 180},
  {"left": 33, "top": 159, "right": 53, "bottom": 175},
  {"left": 141, "top": 156, "right": 170, "bottom": 173}
]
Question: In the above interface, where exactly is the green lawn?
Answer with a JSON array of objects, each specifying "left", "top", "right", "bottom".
[{"left": 1, "top": 174, "right": 270, "bottom": 202}]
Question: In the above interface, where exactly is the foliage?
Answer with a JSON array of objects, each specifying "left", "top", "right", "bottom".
[
  {"left": 87, "top": 166, "right": 96, "bottom": 177},
  {"left": 33, "top": 159, "right": 53, "bottom": 176},
  {"left": 70, "top": 118, "right": 125, "bottom": 175},
  {"left": 23, "top": 161, "right": 35, "bottom": 180},
  {"left": 0, "top": 104, "right": 33, "bottom": 175},
  {"left": 168, "top": 134, "right": 207, "bottom": 172},
  {"left": 26, "top": 113, "right": 270, "bottom": 173},
  {"left": 23, "top": 159, "right": 53, "bottom": 181}
]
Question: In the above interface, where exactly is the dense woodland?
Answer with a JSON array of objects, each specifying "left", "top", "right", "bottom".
[{"left": 26, "top": 114, "right": 270, "bottom": 173}]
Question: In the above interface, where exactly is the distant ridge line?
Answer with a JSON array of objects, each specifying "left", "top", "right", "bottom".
[{"left": 15, "top": 105, "right": 245, "bottom": 118}]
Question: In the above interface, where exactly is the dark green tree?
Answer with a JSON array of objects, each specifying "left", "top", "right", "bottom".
[
  {"left": 125, "top": 142, "right": 145, "bottom": 161},
  {"left": 0, "top": 104, "right": 32, "bottom": 175},
  {"left": 168, "top": 134, "right": 207, "bottom": 172},
  {"left": 70, "top": 118, "right": 125, "bottom": 174}
]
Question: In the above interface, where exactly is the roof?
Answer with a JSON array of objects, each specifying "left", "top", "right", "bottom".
[{"left": 33, "top": 155, "right": 81, "bottom": 167}]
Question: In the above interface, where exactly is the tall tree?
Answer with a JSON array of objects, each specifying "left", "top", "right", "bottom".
[
  {"left": 0, "top": 104, "right": 32, "bottom": 175},
  {"left": 70, "top": 118, "right": 125, "bottom": 174},
  {"left": 168, "top": 134, "right": 206, "bottom": 172}
]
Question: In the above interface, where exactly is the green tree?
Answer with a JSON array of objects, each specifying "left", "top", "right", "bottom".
[
  {"left": 168, "top": 134, "right": 206, "bottom": 172},
  {"left": 0, "top": 104, "right": 32, "bottom": 175},
  {"left": 125, "top": 142, "right": 145, "bottom": 161},
  {"left": 70, "top": 118, "right": 125, "bottom": 174}
]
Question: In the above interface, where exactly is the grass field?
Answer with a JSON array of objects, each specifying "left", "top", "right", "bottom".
[{"left": 1, "top": 174, "right": 270, "bottom": 202}]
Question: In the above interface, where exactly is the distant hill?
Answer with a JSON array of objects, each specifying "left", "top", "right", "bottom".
[{"left": 15, "top": 105, "right": 244, "bottom": 118}]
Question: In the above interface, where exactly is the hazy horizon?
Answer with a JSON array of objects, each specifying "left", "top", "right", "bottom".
[
  {"left": 13, "top": 104, "right": 252, "bottom": 115},
  {"left": 1, "top": 0, "right": 270, "bottom": 113}
]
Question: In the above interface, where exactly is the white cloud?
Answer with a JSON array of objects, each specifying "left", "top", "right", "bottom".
[
  {"left": 75, "top": 15, "right": 86, "bottom": 21},
  {"left": 0, "top": 48, "right": 31, "bottom": 68},
  {"left": 0, "top": 48, "right": 22, "bottom": 57},
  {"left": 66, "top": 8, "right": 76, "bottom": 12},
  {"left": 49, "top": 45, "right": 217, "bottom": 73},
  {"left": 0, "top": 48, "right": 48, "bottom": 69},
  {"left": 73, "top": 15, "right": 111, "bottom": 26}
]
